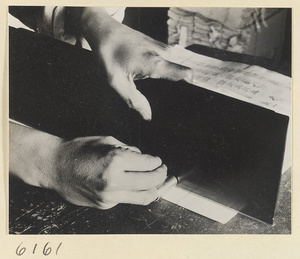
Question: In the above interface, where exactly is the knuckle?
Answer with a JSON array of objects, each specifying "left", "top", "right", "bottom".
[
  {"left": 99, "top": 174, "right": 111, "bottom": 189},
  {"left": 100, "top": 168, "right": 119, "bottom": 190},
  {"left": 109, "top": 149, "right": 124, "bottom": 165},
  {"left": 125, "top": 95, "right": 144, "bottom": 111},
  {"left": 104, "top": 136, "right": 117, "bottom": 143},
  {"left": 95, "top": 177, "right": 109, "bottom": 192},
  {"left": 101, "top": 157, "right": 126, "bottom": 190},
  {"left": 150, "top": 57, "right": 165, "bottom": 71},
  {"left": 126, "top": 145, "right": 141, "bottom": 153},
  {"left": 124, "top": 98, "right": 135, "bottom": 109},
  {"left": 104, "top": 176, "right": 119, "bottom": 190}
]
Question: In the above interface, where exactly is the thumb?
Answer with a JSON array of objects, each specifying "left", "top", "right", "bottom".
[
  {"left": 110, "top": 71, "right": 152, "bottom": 121},
  {"left": 148, "top": 57, "right": 193, "bottom": 84}
]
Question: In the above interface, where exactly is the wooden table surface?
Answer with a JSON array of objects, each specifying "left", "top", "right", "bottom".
[{"left": 9, "top": 168, "right": 291, "bottom": 234}]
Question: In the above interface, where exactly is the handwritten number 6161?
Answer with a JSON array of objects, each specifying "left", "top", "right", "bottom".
[{"left": 16, "top": 242, "right": 62, "bottom": 256}]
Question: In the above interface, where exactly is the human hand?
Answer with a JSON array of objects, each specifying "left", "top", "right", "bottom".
[
  {"left": 52, "top": 136, "right": 167, "bottom": 209},
  {"left": 72, "top": 7, "right": 193, "bottom": 120}
]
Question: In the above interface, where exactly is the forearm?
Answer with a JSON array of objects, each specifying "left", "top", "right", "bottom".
[
  {"left": 9, "top": 6, "right": 125, "bottom": 48},
  {"left": 9, "top": 121, "right": 165, "bottom": 209},
  {"left": 9, "top": 120, "right": 61, "bottom": 189},
  {"left": 65, "top": 7, "right": 122, "bottom": 49}
]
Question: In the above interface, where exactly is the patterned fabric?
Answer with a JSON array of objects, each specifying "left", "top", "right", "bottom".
[{"left": 167, "top": 7, "right": 285, "bottom": 57}]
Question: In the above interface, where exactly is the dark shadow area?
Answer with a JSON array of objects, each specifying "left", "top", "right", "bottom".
[{"left": 10, "top": 27, "right": 289, "bottom": 227}]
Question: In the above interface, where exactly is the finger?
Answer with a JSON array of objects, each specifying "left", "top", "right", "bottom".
[
  {"left": 136, "top": 29, "right": 170, "bottom": 59},
  {"left": 101, "top": 189, "right": 159, "bottom": 206},
  {"left": 117, "top": 164, "right": 167, "bottom": 191},
  {"left": 99, "top": 136, "right": 127, "bottom": 146},
  {"left": 115, "top": 144, "right": 141, "bottom": 154},
  {"left": 99, "top": 136, "right": 141, "bottom": 153},
  {"left": 120, "top": 150, "right": 163, "bottom": 171},
  {"left": 150, "top": 39, "right": 173, "bottom": 61},
  {"left": 148, "top": 57, "right": 193, "bottom": 84},
  {"left": 110, "top": 70, "right": 152, "bottom": 120}
]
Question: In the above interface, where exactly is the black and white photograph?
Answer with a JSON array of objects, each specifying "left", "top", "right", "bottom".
[{"left": 8, "top": 6, "right": 291, "bottom": 237}]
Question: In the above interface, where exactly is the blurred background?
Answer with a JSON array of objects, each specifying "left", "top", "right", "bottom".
[{"left": 123, "top": 7, "right": 291, "bottom": 71}]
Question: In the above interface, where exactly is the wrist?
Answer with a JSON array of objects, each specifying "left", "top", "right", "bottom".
[
  {"left": 31, "top": 131, "right": 63, "bottom": 190},
  {"left": 9, "top": 122, "right": 63, "bottom": 190},
  {"left": 67, "top": 7, "right": 121, "bottom": 49}
]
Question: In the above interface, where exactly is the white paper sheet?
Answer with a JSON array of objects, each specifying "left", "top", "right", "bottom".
[
  {"left": 169, "top": 45, "right": 291, "bottom": 117},
  {"left": 169, "top": 45, "right": 291, "bottom": 173},
  {"left": 162, "top": 186, "right": 238, "bottom": 224}
]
